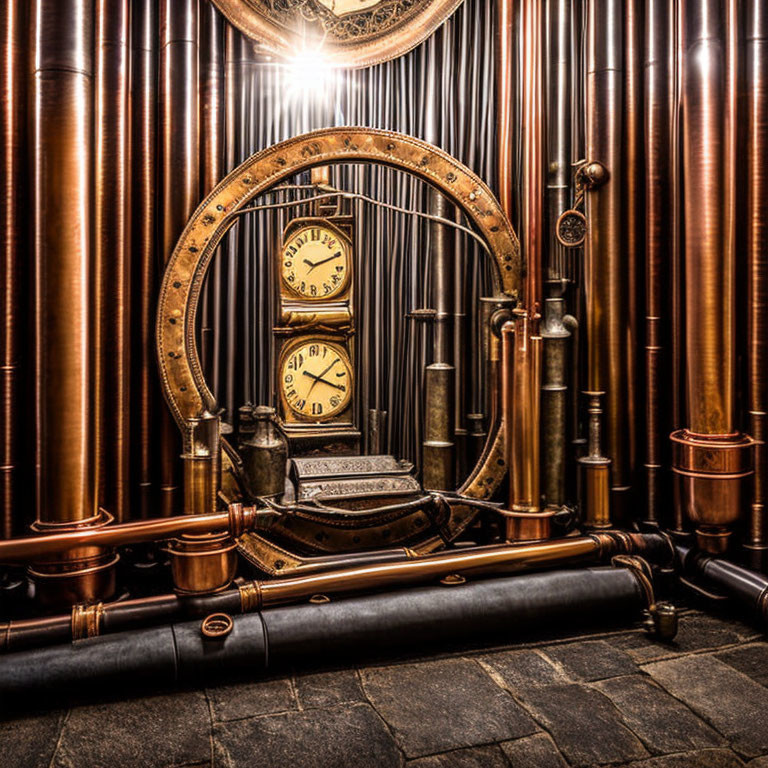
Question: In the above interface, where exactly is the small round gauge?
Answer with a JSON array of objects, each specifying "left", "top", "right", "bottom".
[
  {"left": 280, "top": 340, "right": 353, "bottom": 420},
  {"left": 281, "top": 225, "right": 350, "bottom": 300}
]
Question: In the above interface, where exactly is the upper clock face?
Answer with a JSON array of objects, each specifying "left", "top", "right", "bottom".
[
  {"left": 281, "top": 225, "right": 350, "bottom": 300},
  {"left": 281, "top": 340, "right": 353, "bottom": 420}
]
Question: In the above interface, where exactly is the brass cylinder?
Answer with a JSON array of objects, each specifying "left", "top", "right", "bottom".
[
  {"left": 672, "top": 0, "right": 752, "bottom": 553},
  {"left": 131, "top": 0, "right": 158, "bottom": 520},
  {"left": 31, "top": 0, "right": 114, "bottom": 603},
  {"left": 495, "top": 0, "right": 515, "bottom": 222},
  {"left": 0, "top": 0, "right": 25, "bottom": 538},
  {"left": 423, "top": 363, "right": 456, "bottom": 491},
  {"left": 166, "top": 533, "right": 237, "bottom": 596},
  {"left": 94, "top": 0, "right": 130, "bottom": 522},
  {"left": 578, "top": 392, "right": 612, "bottom": 529},
  {"left": 585, "top": 0, "right": 633, "bottom": 518},
  {"left": 746, "top": 0, "right": 768, "bottom": 562},
  {"left": 159, "top": 0, "right": 199, "bottom": 517}
]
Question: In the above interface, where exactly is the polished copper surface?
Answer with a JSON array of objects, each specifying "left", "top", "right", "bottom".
[
  {"left": 0, "top": 0, "right": 24, "bottom": 538},
  {"left": 94, "top": 0, "right": 130, "bottom": 522},
  {"left": 746, "top": 0, "right": 768, "bottom": 556},
  {"left": 495, "top": 0, "right": 515, "bottom": 223},
  {"left": 166, "top": 533, "right": 237, "bottom": 595},
  {"left": 159, "top": 0, "right": 200, "bottom": 517}
]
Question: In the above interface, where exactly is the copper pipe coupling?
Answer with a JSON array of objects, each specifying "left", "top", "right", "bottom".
[
  {"left": 671, "top": 430, "right": 754, "bottom": 554},
  {"left": 28, "top": 509, "right": 118, "bottom": 608},
  {"left": 165, "top": 534, "right": 237, "bottom": 596}
]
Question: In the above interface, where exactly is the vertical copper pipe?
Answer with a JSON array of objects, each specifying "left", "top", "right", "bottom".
[
  {"left": 671, "top": 0, "right": 752, "bottom": 555},
  {"left": 746, "top": 0, "right": 768, "bottom": 563},
  {"left": 585, "top": 0, "right": 631, "bottom": 519},
  {"left": 0, "top": 0, "right": 25, "bottom": 538},
  {"left": 199, "top": 1, "right": 225, "bottom": 379},
  {"left": 131, "top": 0, "right": 158, "bottom": 520},
  {"left": 495, "top": 0, "right": 515, "bottom": 223},
  {"left": 32, "top": 0, "right": 115, "bottom": 604},
  {"left": 94, "top": 0, "right": 130, "bottom": 522},
  {"left": 159, "top": 0, "right": 199, "bottom": 517},
  {"left": 643, "top": 0, "right": 672, "bottom": 525}
]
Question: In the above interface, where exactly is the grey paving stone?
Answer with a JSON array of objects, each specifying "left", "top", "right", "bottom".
[
  {"left": 619, "top": 748, "right": 744, "bottom": 768},
  {"left": 406, "top": 744, "right": 508, "bottom": 768},
  {"left": 294, "top": 668, "right": 365, "bottom": 709},
  {"left": 500, "top": 733, "right": 567, "bottom": 768},
  {"left": 540, "top": 639, "right": 637, "bottom": 681},
  {"left": 0, "top": 710, "right": 65, "bottom": 768},
  {"left": 594, "top": 675, "right": 723, "bottom": 754},
  {"left": 360, "top": 657, "right": 537, "bottom": 757},
  {"left": 479, "top": 649, "right": 569, "bottom": 690},
  {"left": 52, "top": 691, "right": 211, "bottom": 768},
  {"left": 669, "top": 613, "right": 752, "bottom": 653},
  {"left": 645, "top": 654, "right": 768, "bottom": 758},
  {"left": 746, "top": 759, "right": 768, "bottom": 768},
  {"left": 606, "top": 630, "right": 682, "bottom": 664},
  {"left": 519, "top": 683, "right": 649, "bottom": 767},
  {"left": 716, "top": 643, "right": 768, "bottom": 686},
  {"left": 213, "top": 702, "right": 400, "bottom": 768},
  {"left": 207, "top": 677, "right": 295, "bottom": 721}
]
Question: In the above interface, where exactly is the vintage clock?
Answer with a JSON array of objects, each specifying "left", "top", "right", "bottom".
[{"left": 275, "top": 213, "right": 361, "bottom": 455}]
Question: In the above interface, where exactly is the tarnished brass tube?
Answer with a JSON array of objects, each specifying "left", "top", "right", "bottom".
[
  {"left": 94, "top": 0, "right": 130, "bottom": 522},
  {"left": 578, "top": 392, "right": 612, "bottom": 529},
  {"left": 643, "top": 0, "right": 673, "bottom": 525},
  {"left": 159, "top": 0, "right": 199, "bottom": 517},
  {"left": 745, "top": 0, "right": 768, "bottom": 565},
  {"left": 585, "top": 0, "right": 633, "bottom": 518},
  {"left": 31, "top": 0, "right": 115, "bottom": 605},
  {"left": 131, "top": 0, "right": 158, "bottom": 520},
  {"left": 0, "top": 0, "right": 24, "bottom": 539},
  {"left": 495, "top": 0, "right": 515, "bottom": 222},
  {"left": 671, "top": 0, "right": 752, "bottom": 554},
  {"left": 423, "top": 364, "right": 456, "bottom": 491}
]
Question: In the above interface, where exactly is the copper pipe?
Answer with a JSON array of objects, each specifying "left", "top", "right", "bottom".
[
  {"left": 131, "top": 0, "right": 158, "bottom": 520},
  {"left": 671, "top": 0, "right": 752, "bottom": 555},
  {"left": 746, "top": 1, "right": 768, "bottom": 562},
  {"left": 94, "top": 0, "right": 130, "bottom": 522},
  {"left": 159, "top": 0, "right": 200, "bottom": 517},
  {"left": 643, "top": 0, "right": 672, "bottom": 524},
  {"left": 585, "top": 0, "right": 632, "bottom": 518},
  {"left": 495, "top": 0, "right": 515, "bottom": 223},
  {"left": 520, "top": 0, "right": 545, "bottom": 315},
  {"left": 199, "top": 2, "right": 225, "bottom": 378},
  {"left": 0, "top": 0, "right": 25, "bottom": 538}
]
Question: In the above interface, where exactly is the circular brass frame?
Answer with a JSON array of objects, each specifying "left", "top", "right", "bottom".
[
  {"left": 210, "top": 0, "right": 465, "bottom": 69},
  {"left": 156, "top": 127, "right": 520, "bottom": 553}
]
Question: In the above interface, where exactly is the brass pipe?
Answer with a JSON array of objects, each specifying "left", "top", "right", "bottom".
[
  {"left": 159, "top": 0, "right": 200, "bottom": 517},
  {"left": 94, "top": 0, "right": 130, "bottom": 522},
  {"left": 578, "top": 391, "right": 612, "bottom": 528},
  {"left": 585, "top": 0, "right": 632, "bottom": 522},
  {"left": 0, "top": 0, "right": 25, "bottom": 538},
  {"left": 495, "top": 0, "right": 515, "bottom": 223},
  {"left": 131, "top": 0, "right": 158, "bottom": 520},
  {"left": 31, "top": 0, "right": 114, "bottom": 605},
  {"left": 745, "top": 0, "right": 768, "bottom": 564},
  {"left": 643, "top": 0, "right": 673, "bottom": 525},
  {"left": 671, "top": 0, "right": 752, "bottom": 555}
]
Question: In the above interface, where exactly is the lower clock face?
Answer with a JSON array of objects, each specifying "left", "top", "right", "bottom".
[{"left": 281, "top": 340, "right": 353, "bottom": 420}]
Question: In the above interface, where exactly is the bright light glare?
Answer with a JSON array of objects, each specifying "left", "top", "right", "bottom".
[{"left": 286, "top": 47, "right": 337, "bottom": 100}]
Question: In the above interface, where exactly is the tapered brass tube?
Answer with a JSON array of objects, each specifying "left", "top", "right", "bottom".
[
  {"left": 585, "top": 0, "right": 633, "bottom": 518},
  {"left": 159, "top": 0, "right": 200, "bottom": 517},
  {"left": 495, "top": 0, "right": 515, "bottom": 222},
  {"left": 643, "top": 0, "right": 673, "bottom": 525},
  {"left": 671, "top": 0, "right": 752, "bottom": 555},
  {"left": 32, "top": 0, "right": 114, "bottom": 604},
  {"left": 95, "top": 0, "right": 130, "bottom": 522},
  {"left": 0, "top": 0, "right": 25, "bottom": 538},
  {"left": 746, "top": 1, "right": 768, "bottom": 563},
  {"left": 131, "top": 0, "right": 158, "bottom": 520}
]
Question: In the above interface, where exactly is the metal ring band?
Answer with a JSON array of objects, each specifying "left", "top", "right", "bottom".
[
  {"left": 239, "top": 581, "right": 262, "bottom": 613},
  {"left": 71, "top": 602, "right": 104, "bottom": 641}
]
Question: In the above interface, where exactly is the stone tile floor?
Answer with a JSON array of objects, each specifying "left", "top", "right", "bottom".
[{"left": 2, "top": 607, "right": 768, "bottom": 768}]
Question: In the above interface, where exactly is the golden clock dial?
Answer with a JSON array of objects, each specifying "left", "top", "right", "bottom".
[
  {"left": 281, "top": 225, "right": 350, "bottom": 300},
  {"left": 281, "top": 340, "right": 353, "bottom": 420}
]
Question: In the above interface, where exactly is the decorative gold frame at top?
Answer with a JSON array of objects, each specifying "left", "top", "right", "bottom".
[
  {"left": 156, "top": 127, "right": 520, "bottom": 505},
  {"left": 210, "top": 0, "right": 465, "bottom": 69}
]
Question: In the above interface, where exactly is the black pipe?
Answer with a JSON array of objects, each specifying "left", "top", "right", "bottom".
[
  {"left": 677, "top": 545, "right": 768, "bottom": 629},
  {"left": 0, "top": 567, "right": 646, "bottom": 699}
]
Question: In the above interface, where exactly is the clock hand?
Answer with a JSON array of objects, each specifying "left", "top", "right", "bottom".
[
  {"left": 304, "top": 253, "right": 341, "bottom": 274},
  {"left": 302, "top": 370, "right": 346, "bottom": 392},
  {"left": 305, "top": 358, "right": 339, "bottom": 397}
]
